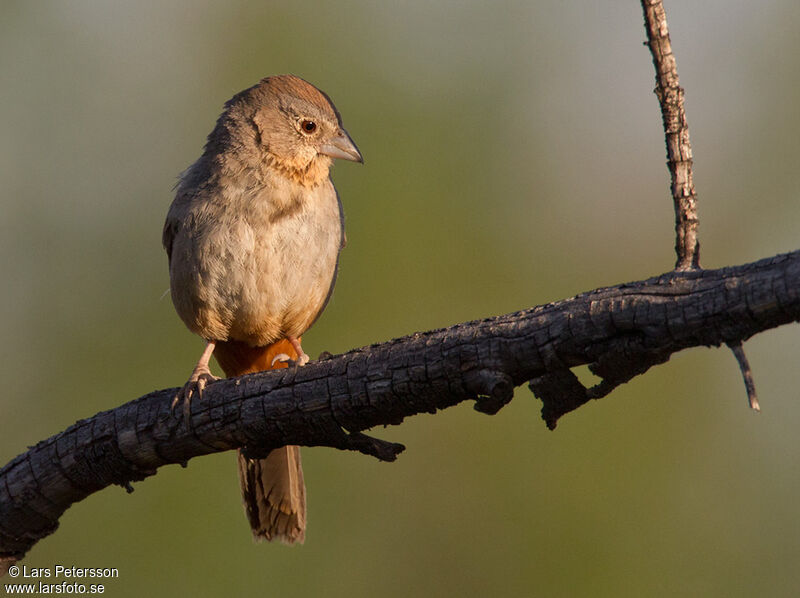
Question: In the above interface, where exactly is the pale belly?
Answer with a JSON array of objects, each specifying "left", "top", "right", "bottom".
[{"left": 169, "top": 183, "right": 342, "bottom": 346}]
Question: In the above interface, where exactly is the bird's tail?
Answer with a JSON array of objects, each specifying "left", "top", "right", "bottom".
[{"left": 214, "top": 338, "right": 306, "bottom": 544}]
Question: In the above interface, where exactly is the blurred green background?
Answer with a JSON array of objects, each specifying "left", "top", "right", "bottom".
[{"left": 2, "top": 1, "right": 799, "bottom": 596}]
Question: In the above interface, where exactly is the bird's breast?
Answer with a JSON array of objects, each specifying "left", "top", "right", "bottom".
[{"left": 171, "top": 178, "right": 342, "bottom": 345}]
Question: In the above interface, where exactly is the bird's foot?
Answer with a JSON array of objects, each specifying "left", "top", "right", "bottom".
[
  {"left": 271, "top": 353, "right": 292, "bottom": 367},
  {"left": 287, "top": 337, "right": 310, "bottom": 366},
  {"left": 172, "top": 362, "right": 220, "bottom": 426},
  {"left": 270, "top": 352, "right": 310, "bottom": 368},
  {"left": 270, "top": 337, "right": 310, "bottom": 369}
]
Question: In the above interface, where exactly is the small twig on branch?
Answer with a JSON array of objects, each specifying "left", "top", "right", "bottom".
[
  {"left": 642, "top": 0, "right": 700, "bottom": 271},
  {"left": 727, "top": 341, "right": 761, "bottom": 412}
]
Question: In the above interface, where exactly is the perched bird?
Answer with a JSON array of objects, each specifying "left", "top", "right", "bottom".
[{"left": 163, "top": 75, "right": 362, "bottom": 543}]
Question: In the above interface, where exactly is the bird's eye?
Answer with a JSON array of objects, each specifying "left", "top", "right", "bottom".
[{"left": 300, "top": 120, "right": 317, "bottom": 134}]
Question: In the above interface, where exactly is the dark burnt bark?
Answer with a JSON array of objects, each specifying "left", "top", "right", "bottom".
[{"left": 2, "top": 250, "right": 799, "bottom": 566}]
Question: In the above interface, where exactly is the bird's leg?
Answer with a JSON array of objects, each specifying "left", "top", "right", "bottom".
[
  {"left": 172, "top": 341, "right": 221, "bottom": 424},
  {"left": 287, "top": 336, "right": 310, "bottom": 366}
]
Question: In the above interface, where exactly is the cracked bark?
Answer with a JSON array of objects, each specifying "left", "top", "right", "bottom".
[
  {"left": 642, "top": 0, "right": 700, "bottom": 271},
  {"left": 2, "top": 250, "right": 800, "bottom": 566}
]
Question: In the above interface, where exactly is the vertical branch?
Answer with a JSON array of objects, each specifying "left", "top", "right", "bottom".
[{"left": 642, "top": 0, "right": 700, "bottom": 271}]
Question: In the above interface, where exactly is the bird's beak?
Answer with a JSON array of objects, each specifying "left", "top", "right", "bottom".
[{"left": 319, "top": 129, "right": 363, "bottom": 163}]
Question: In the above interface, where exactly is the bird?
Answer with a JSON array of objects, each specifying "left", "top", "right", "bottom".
[{"left": 162, "top": 74, "right": 362, "bottom": 543}]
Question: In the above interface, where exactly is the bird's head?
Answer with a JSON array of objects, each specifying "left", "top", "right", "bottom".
[{"left": 223, "top": 74, "right": 362, "bottom": 186}]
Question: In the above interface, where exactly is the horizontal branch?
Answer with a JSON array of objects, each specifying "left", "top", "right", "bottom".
[{"left": 2, "top": 250, "right": 800, "bottom": 567}]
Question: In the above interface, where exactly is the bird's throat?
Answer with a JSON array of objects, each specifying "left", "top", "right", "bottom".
[{"left": 263, "top": 152, "right": 332, "bottom": 188}]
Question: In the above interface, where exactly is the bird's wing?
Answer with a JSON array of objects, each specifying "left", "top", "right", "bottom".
[
  {"left": 162, "top": 214, "right": 178, "bottom": 266},
  {"left": 336, "top": 184, "right": 346, "bottom": 250}
]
